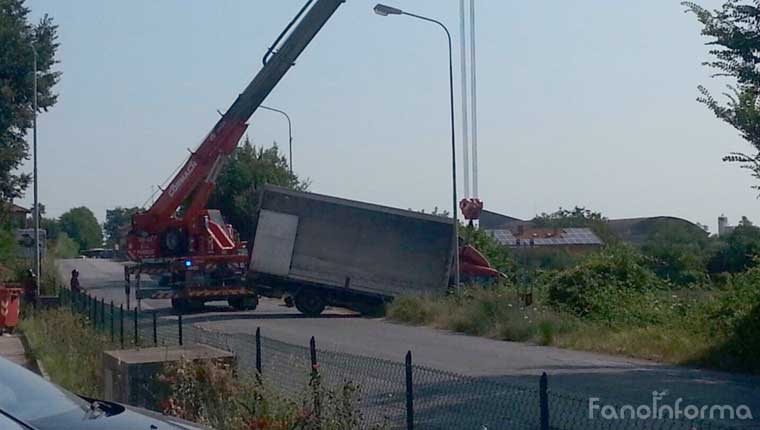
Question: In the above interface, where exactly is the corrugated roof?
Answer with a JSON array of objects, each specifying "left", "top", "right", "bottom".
[{"left": 487, "top": 227, "right": 603, "bottom": 246}]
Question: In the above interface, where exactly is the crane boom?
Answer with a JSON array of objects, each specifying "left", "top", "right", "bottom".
[{"left": 129, "top": 0, "right": 346, "bottom": 261}]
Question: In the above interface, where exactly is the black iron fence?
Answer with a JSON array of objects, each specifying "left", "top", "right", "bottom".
[{"left": 59, "top": 288, "right": 740, "bottom": 430}]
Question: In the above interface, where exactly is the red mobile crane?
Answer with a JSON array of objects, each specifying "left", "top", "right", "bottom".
[
  {"left": 125, "top": 0, "right": 347, "bottom": 312},
  {"left": 125, "top": 0, "right": 503, "bottom": 313}
]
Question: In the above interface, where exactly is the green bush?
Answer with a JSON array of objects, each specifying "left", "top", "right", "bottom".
[
  {"left": 697, "top": 266, "right": 760, "bottom": 372},
  {"left": 706, "top": 265, "right": 760, "bottom": 336},
  {"left": 639, "top": 218, "right": 711, "bottom": 285},
  {"left": 708, "top": 224, "right": 760, "bottom": 273},
  {"left": 0, "top": 226, "right": 16, "bottom": 257},
  {"left": 52, "top": 232, "right": 79, "bottom": 258},
  {"left": 547, "top": 245, "right": 667, "bottom": 325}
]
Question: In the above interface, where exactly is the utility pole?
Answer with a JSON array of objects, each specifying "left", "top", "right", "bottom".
[
  {"left": 374, "top": 4, "right": 460, "bottom": 289},
  {"left": 31, "top": 43, "right": 40, "bottom": 296}
]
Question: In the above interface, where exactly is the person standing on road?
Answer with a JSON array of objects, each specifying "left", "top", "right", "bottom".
[
  {"left": 70, "top": 269, "right": 81, "bottom": 293},
  {"left": 22, "top": 269, "right": 37, "bottom": 309}
]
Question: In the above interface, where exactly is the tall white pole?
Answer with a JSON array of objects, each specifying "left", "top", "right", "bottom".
[
  {"left": 459, "top": 0, "right": 470, "bottom": 198},
  {"left": 469, "top": 0, "right": 479, "bottom": 199},
  {"left": 32, "top": 45, "right": 40, "bottom": 296}
]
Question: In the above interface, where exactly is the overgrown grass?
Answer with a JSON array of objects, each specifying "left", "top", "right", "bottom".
[
  {"left": 388, "top": 288, "right": 579, "bottom": 346},
  {"left": 159, "top": 358, "right": 383, "bottom": 430},
  {"left": 20, "top": 308, "right": 111, "bottom": 396},
  {"left": 387, "top": 280, "right": 759, "bottom": 373}
]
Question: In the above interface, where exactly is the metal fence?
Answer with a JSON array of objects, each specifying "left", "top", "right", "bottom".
[{"left": 59, "top": 288, "right": 739, "bottom": 430}]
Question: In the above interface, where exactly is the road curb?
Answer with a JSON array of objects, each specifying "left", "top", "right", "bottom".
[{"left": 18, "top": 332, "right": 50, "bottom": 380}]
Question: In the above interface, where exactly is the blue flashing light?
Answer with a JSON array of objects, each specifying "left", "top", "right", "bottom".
[{"left": 184, "top": 260, "right": 192, "bottom": 268}]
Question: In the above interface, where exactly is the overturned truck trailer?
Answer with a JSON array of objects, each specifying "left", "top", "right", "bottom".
[{"left": 248, "top": 185, "right": 455, "bottom": 316}]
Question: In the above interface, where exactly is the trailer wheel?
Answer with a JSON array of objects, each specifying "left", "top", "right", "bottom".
[
  {"left": 229, "top": 295, "right": 258, "bottom": 311},
  {"left": 294, "top": 291, "right": 326, "bottom": 317},
  {"left": 356, "top": 301, "right": 385, "bottom": 317},
  {"left": 171, "top": 298, "right": 204, "bottom": 313}
]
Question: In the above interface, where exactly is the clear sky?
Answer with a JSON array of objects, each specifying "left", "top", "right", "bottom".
[{"left": 19, "top": 0, "right": 756, "bottom": 233}]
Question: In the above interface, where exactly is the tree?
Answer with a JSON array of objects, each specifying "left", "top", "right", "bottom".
[
  {"left": 0, "top": 0, "right": 60, "bottom": 201},
  {"left": 532, "top": 206, "right": 616, "bottom": 243},
  {"left": 709, "top": 223, "right": 760, "bottom": 273},
  {"left": 641, "top": 219, "right": 711, "bottom": 284},
  {"left": 684, "top": 1, "right": 760, "bottom": 191},
  {"left": 40, "top": 216, "right": 59, "bottom": 240},
  {"left": 208, "top": 137, "right": 308, "bottom": 241},
  {"left": 59, "top": 206, "right": 102, "bottom": 250},
  {"left": 104, "top": 206, "right": 139, "bottom": 247}
]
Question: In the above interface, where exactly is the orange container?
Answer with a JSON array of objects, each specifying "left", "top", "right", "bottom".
[{"left": 0, "top": 285, "right": 23, "bottom": 332}]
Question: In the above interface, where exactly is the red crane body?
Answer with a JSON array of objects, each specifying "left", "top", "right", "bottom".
[
  {"left": 127, "top": 0, "right": 346, "bottom": 263},
  {"left": 123, "top": 0, "right": 503, "bottom": 313}
]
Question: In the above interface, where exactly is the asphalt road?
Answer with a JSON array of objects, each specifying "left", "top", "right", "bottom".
[{"left": 57, "top": 258, "right": 760, "bottom": 428}]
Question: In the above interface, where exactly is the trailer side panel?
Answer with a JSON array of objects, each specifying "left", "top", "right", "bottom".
[{"left": 251, "top": 186, "right": 454, "bottom": 298}]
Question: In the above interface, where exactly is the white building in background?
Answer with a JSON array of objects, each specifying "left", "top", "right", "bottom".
[{"left": 718, "top": 214, "right": 736, "bottom": 237}]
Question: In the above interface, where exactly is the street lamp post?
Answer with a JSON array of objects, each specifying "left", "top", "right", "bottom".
[
  {"left": 31, "top": 44, "right": 40, "bottom": 296},
  {"left": 373, "top": 3, "right": 460, "bottom": 289},
  {"left": 259, "top": 105, "right": 293, "bottom": 175}
]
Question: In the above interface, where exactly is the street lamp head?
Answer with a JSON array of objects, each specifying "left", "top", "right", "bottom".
[{"left": 373, "top": 4, "right": 403, "bottom": 16}]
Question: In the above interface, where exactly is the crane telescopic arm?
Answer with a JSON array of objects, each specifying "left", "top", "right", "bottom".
[{"left": 132, "top": 0, "right": 345, "bottom": 235}]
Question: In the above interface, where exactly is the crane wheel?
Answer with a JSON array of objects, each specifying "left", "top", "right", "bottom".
[
  {"left": 162, "top": 229, "right": 188, "bottom": 256},
  {"left": 294, "top": 290, "right": 326, "bottom": 317}
]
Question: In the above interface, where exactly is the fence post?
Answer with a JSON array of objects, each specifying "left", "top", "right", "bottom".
[
  {"left": 119, "top": 304, "right": 124, "bottom": 348},
  {"left": 92, "top": 295, "right": 97, "bottom": 328},
  {"left": 309, "top": 336, "right": 320, "bottom": 421},
  {"left": 110, "top": 301, "right": 114, "bottom": 342},
  {"left": 255, "top": 327, "right": 262, "bottom": 378},
  {"left": 405, "top": 351, "right": 414, "bottom": 430},
  {"left": 100, "top": 298, "right": 105, "bottom": 328},
  {"left": 178, "top": 314, "right": 183, "bottom": 346},
  {"left": 133, "top": 308, "right": 138, "bottom": 346},
  {"left": 540, "top": 372, "right": 549, "bottom": 430},
  {"left": 152, "top": 312, "right": 157, "bottom": 347},
  {"left": 310, "top": 336, "right": 318, "bottom": 375}
]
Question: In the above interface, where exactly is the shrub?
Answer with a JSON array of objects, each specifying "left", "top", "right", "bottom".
[
  {"left": 639, "top": 218, "right": 711, "bottom": 285},
  {"left": 386, "top": 295, "right": 443, "bottom": 325},
  {"left": 52, "top": 232, "right": 79, "bottom": 258},
  {"left": 546, "top": 245, "right": 667, "bottom": 325},
  {"left": 0, "top": 227, "right": 16, "bottom": 269},
  {"left": 160, "top": 358, "right": 379, "bottom": 430},
  {"left": 708, "top": 224, "right": 760, "bottom": 273}
]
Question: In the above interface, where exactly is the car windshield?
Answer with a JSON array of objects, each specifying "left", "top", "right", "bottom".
[{"left": 0, "top": 357, "right": 89, "bottom": 423}]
